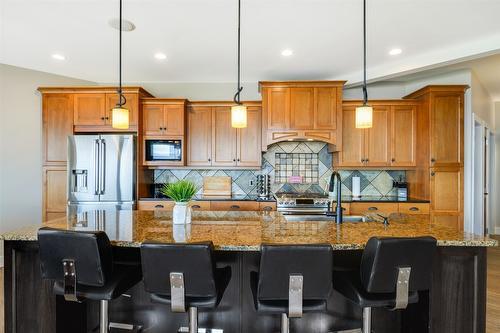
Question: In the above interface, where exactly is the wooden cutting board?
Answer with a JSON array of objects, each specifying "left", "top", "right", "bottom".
[{"left": 203, "top": 176, "right": 232, "bottom": 196}]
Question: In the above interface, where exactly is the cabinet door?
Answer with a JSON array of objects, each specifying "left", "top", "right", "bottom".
[
  {"left": 290, "top": 88, "right": 314, "bottom": 129},
  {"left": 212, "top": 107, "right": 237, "bottom": 167},
  {"left": 105, "top": 93, "right": 138, "bottom": 127},
  {"left": 187, "top": 107, "right": 212, "bottom": 166},
  {"left": 391, "top": 105, "right": 416, "bottom": 167},
  {"left": 43, "top": 167, "right": 67, "bottom": 221},
  {"left": 266, "top": 87, "right": 290, "bottom": 129},
  {"left": 164, "top": 105, "right": 185, "bottom": 136},
  {"left": 143, "top": 104, "right": 165, "bottom": 136},
  {"left": 314, "top": 87, "right": 338, "bottom": 130},
  {"left": 430, "top": 168, "right": 462, "bottom": 213},
  {"left": 365, "top": 106, "right": 391, "bottom": 166},
  {"left": 338, "top": 107, "right": 365, "bottom": 167},
  {"left": 430, "top": 93, "right": 463, "bottom": 167},
  {"left": 73, "top": 94, "right": 106, "bottom": 126},
  {"left": 237, "top": 107, "right": 262, "bottom": 167},
  {"left": 42, "top": 94, "right": 74, "bottom": 165}
]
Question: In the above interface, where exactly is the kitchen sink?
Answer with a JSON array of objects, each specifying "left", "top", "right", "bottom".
[{"left": 283, "top": 214, "right": 368, "bottom": 223}]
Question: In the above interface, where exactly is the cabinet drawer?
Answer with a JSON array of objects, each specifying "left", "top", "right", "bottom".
[
  {"left": 330, "top": 202, "right": 350, "bottom": 215},
  {"left": 210, "top": 201, "right": 260, "bottom": 211},
  {"left": 398, "top": 203, "right": 430, "bottom": 215},
  {"left": 349, "top": 203, "right": 399, "bottom": 215},
  {"left": 259, "top": 202, "right": 277, "bottom": 211},
  {"left": 190, "top": 201, "right": 211, "bottom": 211},
  {"left": 138, "top": 201, "right": 175, "bottom": 211}
]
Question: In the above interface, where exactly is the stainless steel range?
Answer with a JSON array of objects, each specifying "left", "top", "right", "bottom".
[{"left": 275, "top": 192, "right": 330, "bottom": 215}]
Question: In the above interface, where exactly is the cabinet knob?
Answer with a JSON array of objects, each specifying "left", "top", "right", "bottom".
[
  {"left": 391, "top": 158, "right": 396, "bottom": 162},
  {"left": 208, "top": 158, "right": 211, "bottom": 162},
  {"left": 105, "top": 117, "right": 109, "bottom": 120},
  {"left": 101, "top": 117, "right": 105, "bottom": 120},
  {"left": 431, "top": 158, "right": 436, "bottom": 163},
  {"left": 361, "top": 159, "right": 365, "bottom": 163},
  {"left": 237, "top": 159, "right": 240, "bottom": 162},
  {"left": 233, "top": 159, "right": 236, "bottom": 162},
  {"left": 365, "top": 159, "right": 369, "bottom": 163},
  {"left": 431, "top": 171, "right": 435, "bottom": 176}
]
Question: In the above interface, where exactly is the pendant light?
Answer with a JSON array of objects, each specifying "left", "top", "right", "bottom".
[
  {"left": 231, "top": 0, "right": 247, "bottom": 128},
  {"left": 112, "top": 0, "right": 129, "bottom": 130},
  {"left": 355, "top": 0, "right": 373, "bottom": 129}
]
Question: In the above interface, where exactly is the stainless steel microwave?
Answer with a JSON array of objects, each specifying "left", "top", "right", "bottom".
[{"left": 145, "top": 139, "right": 182, "bottom": 161}]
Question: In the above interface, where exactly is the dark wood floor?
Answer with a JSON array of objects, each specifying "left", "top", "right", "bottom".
[{"left": 0, "top": 239, "right": 499, "bottom": 333}]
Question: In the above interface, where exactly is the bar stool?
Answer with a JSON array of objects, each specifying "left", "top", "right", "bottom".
[
  {"left": 333, "top": 236, "right": 437, "bottom": 333},
  {"left": 38, "top": 227, "right": 143, "bottom": 333},
  {"left": 140, "top": 241, "right": 231, "bottom": 333},
  {"left": 251, "top": 244, "right": 334, "bottom": 333}
]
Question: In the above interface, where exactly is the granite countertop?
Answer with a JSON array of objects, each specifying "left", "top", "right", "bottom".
[
  {"left": 1, "top": 211, "right": 496, "bottom": 250},
  {"left": 333, "top": 196, "right": 430, "bottom": 203},
  {"left": 140, "top": 195, "right": 276, "bottom": 202}
]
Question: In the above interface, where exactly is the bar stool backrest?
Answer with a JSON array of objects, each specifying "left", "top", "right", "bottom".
[
  {"left": 38, "top": 227, "right": 113, "bottom": 287},
  {"left": 141, "top": 242, "right": 217, "bottom": 298},
  {"left": 257, "top": 244, "right": 333, "bottom": 301},
  {"left": 360, "top": 236, "right": 437, "bottom": 293}
]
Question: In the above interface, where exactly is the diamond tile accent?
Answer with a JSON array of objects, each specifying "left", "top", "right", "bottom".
[{"left": 152, "top": 141, "right": 406, "bottom": 198}]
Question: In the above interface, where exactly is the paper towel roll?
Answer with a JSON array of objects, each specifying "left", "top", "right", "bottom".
[{"left": 352, "top": 176, "right": 361, "bottom": 198}]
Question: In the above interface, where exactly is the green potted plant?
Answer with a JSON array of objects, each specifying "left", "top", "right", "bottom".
[{"left": 161, "top": 180, "right": 197, "bottom": 224}]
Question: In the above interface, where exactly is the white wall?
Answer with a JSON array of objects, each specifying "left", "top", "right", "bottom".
[
  {"left": 0, "top": 64, "right": 93, "bottom": 260},
  {"left": 471, "top": 73, "right": 495, "bottom": 129}
]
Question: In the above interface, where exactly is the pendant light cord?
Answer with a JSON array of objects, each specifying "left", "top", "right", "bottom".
[
  {"left": 117, "top": 0, "right": 126, "bottom": 107},
  {"left": 362, "top": 0, "right": 368, "bottom": 105},
  {"left": 233, "top": 0, "right": 243, "bottom": 105}
]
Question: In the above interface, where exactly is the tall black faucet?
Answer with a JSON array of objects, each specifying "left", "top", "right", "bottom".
[{"left": 326, "top": 170, "right": 343, "bottom": 224}]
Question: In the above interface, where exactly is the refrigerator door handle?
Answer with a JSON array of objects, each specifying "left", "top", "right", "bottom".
[
  {"left": 99, "top": 139, "right": 106, "bottom": 195},
  {"left": 94, "top": 139, "right": 100, "bottom": 195}
]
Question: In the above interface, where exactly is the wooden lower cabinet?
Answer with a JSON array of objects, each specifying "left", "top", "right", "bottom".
[
  {"left": 138, "top": 200, "right": 270, "bottom": 212},
  {"left": 430, "top": 167, "right": 463, "bottom": 230},
  {"left": 349, "top": 202, "right": 399, "bottom": 215},
  {"left": 43, "top": 166, "right": 67, "bottom": 221}
]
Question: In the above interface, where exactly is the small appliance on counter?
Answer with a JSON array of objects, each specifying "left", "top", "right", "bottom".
[
  {"left": 393, "top": 176, "right": 408, "bottom": 200},
  {"left": 256, "top": 175, "right": 271, "bottom": 199}
]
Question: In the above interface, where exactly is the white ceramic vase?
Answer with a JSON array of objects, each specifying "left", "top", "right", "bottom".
[{"left": 173, "top": 202, "right": 192, "bottom": 225}]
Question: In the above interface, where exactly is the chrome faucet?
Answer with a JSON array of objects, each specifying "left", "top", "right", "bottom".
[{"left": 326, "top": 170, "right": 343, "bottom": 224}]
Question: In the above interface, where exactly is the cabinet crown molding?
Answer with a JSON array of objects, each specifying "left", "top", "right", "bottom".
[
  {"left": 259, "top": 80, "right": 346, "bottom": 91},
  {"left": 402, "top": 85, "right": 469, "bottom": 99},
  {"left": 37, "top": 86, "right": 154, "bottom": 97}
]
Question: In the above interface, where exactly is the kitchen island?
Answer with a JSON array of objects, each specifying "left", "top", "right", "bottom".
[{"left": 2, "top": 210, "right": 496, "bottom": 333}]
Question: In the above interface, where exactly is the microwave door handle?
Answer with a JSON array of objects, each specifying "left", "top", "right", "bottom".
[
  {"left": 99, "top": 139, "right": 106, "bottom": 195},
  {"left": 94, "top": 139, "right": 100, "bottom": 195}
]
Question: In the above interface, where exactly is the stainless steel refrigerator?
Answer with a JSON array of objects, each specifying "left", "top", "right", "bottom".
[{"left": 67, "top": 134, "right": 135, "bottom": 229}]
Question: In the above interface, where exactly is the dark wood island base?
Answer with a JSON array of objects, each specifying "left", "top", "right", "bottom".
[{"left": 4, "top": 241, "right": 487, "bottom": 333}]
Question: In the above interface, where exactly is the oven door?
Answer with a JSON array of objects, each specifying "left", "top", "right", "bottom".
[{"left": 145, "top": 140, "right": 182, "bottom": 161}]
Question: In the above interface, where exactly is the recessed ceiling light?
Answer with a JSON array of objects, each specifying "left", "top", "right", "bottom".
[
  {"left": 389, "top": 48, "right": 402, "bottom": 56},
  {"left": 51, "top": 54, "right": 66, "bottom": 61},
  {"left": 281, "top": 49, "right": 293, "bottom": 57},
  {"left": 108, "top": 18, "right": 136, "bottom": 32},
  {"left": 154, "top": 53, "right": 167, "bottom": 60}
]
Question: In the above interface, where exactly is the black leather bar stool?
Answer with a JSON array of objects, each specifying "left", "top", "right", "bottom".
[
  {"left": 333, "top": 236, "right": 437, "bottom": 333},
  {"left": 38, "top": 227, "right": 143, "bottom": 333},
  {"left": 251, "top": 244, "right": 333, "bottom": 333},
  {"left": 140, "top": 241, "right": 231, "bottom": 333}
]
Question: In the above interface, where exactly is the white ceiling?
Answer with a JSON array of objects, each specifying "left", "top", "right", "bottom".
[{"left": 1, "top": 0, "right": 500, "bottom": 84}]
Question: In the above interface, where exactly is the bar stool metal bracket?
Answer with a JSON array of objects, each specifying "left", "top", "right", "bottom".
[{"left": 390, "top": 267, "right": 411, "bottom": 311}]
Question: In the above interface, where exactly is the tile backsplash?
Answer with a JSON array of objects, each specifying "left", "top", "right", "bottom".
[{"left": 153, "top": 141, "right": 406, "bottom": 197}]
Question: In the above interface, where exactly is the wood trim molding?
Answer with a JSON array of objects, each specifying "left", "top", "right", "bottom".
[
  {"left": 187, "top": 100, "right": 262, "bottom": 107},
  {"left": 259, "top": 80, "right": 346, "bottom": 91},
  {"left": 141, "top": 98, "right": 187, "bottom": 105},
  {"left": 402, "top": 85, "right": 469, "bottom": 99},
  {"left": 38, "top": 86, "right": 154, "bottom": 97}
]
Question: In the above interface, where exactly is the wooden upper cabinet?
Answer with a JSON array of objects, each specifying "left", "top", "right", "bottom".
[
  {"left": 237, "top": 107, "right": 262, "bottom": 167},
  {"left": 42, "top": 94, "right": 74, "bottom": 165},
  {"left": 430, "top": 93, "right": 463, "bottom": 167},
  {"left": 212, "top": 107, "right": 237, "bottom": 167},
  {"left": 338, "top": 107, "right": 365, "bottom": 167},
  {"left": 164, "top": 105, "right": 185, "bottom": 135},
  {"left": 105, "top": 93, "right": 138, "bottom": 127},
  {"left": 73, "top": 93, "right": 106, "bottom": 126},
  {"left": 391, "top": 105, "right": 416, "bottom": 167},
  {"left": 143, "top": 104, "right": 164, "bottom": 136},
  {"left": 315, "top": 87, "right": 338, "bottom": 130},
  {"left": 187, "top": 106, "right": 212, "bottom": 166},
  {"left": 266, "top": 87, "right": 290, "bottom": 129},
  {"left": 290, "top": 88, "right": 314, "bottom": 129},
  {"left": 365, "top": 106, "right": 391, "bottom": 166}
]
